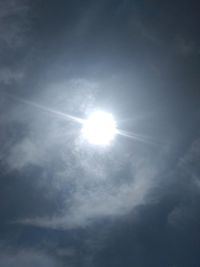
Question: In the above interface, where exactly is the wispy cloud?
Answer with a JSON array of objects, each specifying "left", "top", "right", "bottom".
[
  {"left": 0, "top": 0, "right": 30, "bottom": 48},
  {"left": 168, "top": 137, "right": 200, "bottom": 227},
  {"left": 1, "top": 73, "right": 173, "bottom": 230},
  {"left": 0, "top": 248, "right": 59, "bottom": 267},
  {"left": 16, "top": 138, "right": 168, "bottom": 229},
  {"left": 0, "top": 0, "right": 30, "bottom": 86}
]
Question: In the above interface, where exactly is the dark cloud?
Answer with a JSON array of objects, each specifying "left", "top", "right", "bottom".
[{"left": 0, "top": 248, "right": 59, "bottom": 267}]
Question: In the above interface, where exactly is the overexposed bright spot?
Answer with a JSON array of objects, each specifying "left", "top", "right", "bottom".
[{"left": 81, "top": 111, "right": 117, "bottom": 145}]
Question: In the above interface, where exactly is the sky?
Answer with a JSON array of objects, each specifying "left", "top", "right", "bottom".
[{"left": 0, "top": 0, "right": 200, "bottom": 266}]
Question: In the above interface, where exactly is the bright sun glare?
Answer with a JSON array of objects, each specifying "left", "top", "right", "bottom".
[{"left": 81, "top": 111, "right": 117, "bottom": 145}]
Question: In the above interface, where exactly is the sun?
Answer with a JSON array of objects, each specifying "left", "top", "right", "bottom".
[{"left": 81, "top": 111, "right": 117, "bottom": 145}]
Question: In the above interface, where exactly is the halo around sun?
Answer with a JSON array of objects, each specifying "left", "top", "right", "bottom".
[{"left": 81, "top": 111, "right": 117, "bottom": 145}]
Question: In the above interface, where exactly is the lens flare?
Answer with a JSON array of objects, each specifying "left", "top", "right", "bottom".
[{"left": 6, "top": 93, "right": 157, "bottom": 146}]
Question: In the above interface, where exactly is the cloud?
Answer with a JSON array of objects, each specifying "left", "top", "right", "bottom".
[
  {"left": 16, "top": 141, "right": 169, "bottom": 229},
  {"left": 0, "top": 248, "right": 59, "bottom": 267},
  {"left": 0, "top": 0, "right": 190, "bottom": 232},
  {"left": 167, "top": 137, "right": 200, "bottom": 227},
  {"left": 0, "top": 71, "right": 174, "bottom": 230},
  {"left": 6, "top": 137, "right": 44, "bottom": 169},
  {"left": 0, "top": 0, "right": 30, "bottom": 48},
  {"left": 4, "top": 79, "right": 97, "bottom": 169},
  {"left": 174, "top": 36, "right": 198, "bottom": 57},
  {"left": 0, "top": 0, "right": 30, "bottom": 87},
  {"left": 0, "top": 68, "right": 24, "bottom": 84}
]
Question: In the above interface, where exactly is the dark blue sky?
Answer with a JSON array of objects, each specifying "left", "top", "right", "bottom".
[{"left": 0, "top": 1, "right": 200, "bottom": 266}]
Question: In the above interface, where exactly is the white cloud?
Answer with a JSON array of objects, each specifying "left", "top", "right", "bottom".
[
  {"left": 6, "top": 137, "right": 45, "bottom": 169},
  {"left": 4, "top": 78, "right": 171, "bottom": 230},
  {"left": 17, "top": 146, "right": 168, "bottom": 229}
]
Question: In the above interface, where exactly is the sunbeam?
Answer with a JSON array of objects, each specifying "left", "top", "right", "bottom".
[
  {"left": 6, "top": 93, "right": 157, "bottom": 146},
  {"left": 7, "top": 93, "right": 84, "bottom": 124}
]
